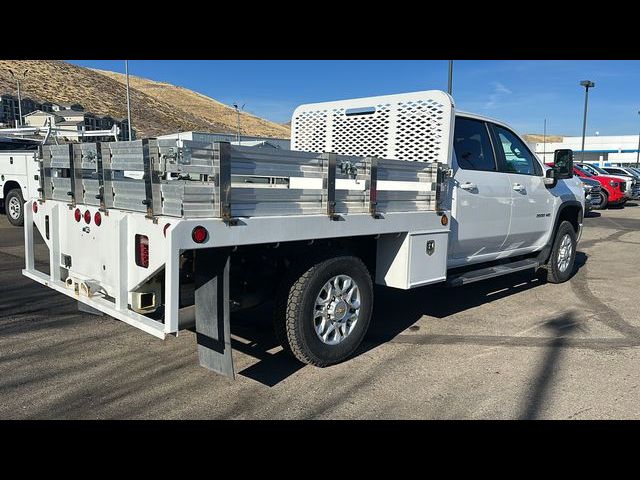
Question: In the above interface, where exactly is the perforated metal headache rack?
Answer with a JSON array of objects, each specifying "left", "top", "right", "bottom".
[{"left": 36, "top": 91, "right": 454, "bottom": 220}]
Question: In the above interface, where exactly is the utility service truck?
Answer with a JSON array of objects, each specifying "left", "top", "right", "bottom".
[
  {"left": 22, "top": 91, "right": 584, "bottom": 378},
  {"left": 0, "top": 143, "right": 40, "bottom": 226}
]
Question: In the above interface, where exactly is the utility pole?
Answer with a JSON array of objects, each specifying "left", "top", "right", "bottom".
[
  {"left": 9, "top": 68, "right": 28, "bottom": 127},
  {"left": 125, "top": 60, "right": 133, "bottom": 141},
  {"left": 543, "top": 118, "right": 547, "bottom": 162},
  {"left": 233, "top": 103, "right": 244, "bottom": 144},
  {"left": 447, "top": 60, "right": 453, "bottom": 95},
  {"left": 579, "top": 80, "right": 595, "bottom": 163}
]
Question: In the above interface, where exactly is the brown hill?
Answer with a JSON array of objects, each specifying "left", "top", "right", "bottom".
[
  {"left": 0, "top": 60, "right": 290, "bottom": 139},
  {"left": 94, "top": 69, "right": 290, "bottom": 139},
  {"left": 523, "top": 134, "right": 564, "bottom": 143}
]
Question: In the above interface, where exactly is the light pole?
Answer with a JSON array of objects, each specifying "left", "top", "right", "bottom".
[
  {"left": 447, "top": 60, "right": 453, "bottom": 95},
  {"left": 233, "top": 103, "right": 245, "bottom": 144},
  {"left": 125, "top": 60, "right": 133, "bottom": 141},
  {"left": 543, "top": 117, "right": 547, "bottom": 162},
  {"left": 9, "top": 68, "right": 28, "bottom": 127},
  {"left": 635, "top": 110, "right": 640, "bottom": 168},
  {"left": 579, "top": 80, "right": 595, "bottom": 163}
]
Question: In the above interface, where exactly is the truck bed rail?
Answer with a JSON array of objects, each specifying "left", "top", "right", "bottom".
[{"left": 38, "top": 139, "right": 443, "bottom": 220}]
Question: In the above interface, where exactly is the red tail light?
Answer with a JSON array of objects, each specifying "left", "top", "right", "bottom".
[
  {"left": 32, "top": 202, "right": 38, "bottom": 213},
  {"left": 74, "top": 208, "right": 81, "bottom": 222},
  {"left": 84, "top": 210, "right": 91, "bottom": 224},
  {"left": 94, "top": 211, "right": 102, "bottom": 226},
  {"left": 192, "top": 226, "right": 208, "bottom": 244},
  {"left": 135, "top": 234, "right": 149, "bottom": 268}
]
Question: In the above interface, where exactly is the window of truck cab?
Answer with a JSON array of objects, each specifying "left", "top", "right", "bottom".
[
  {"left": 452, "top": 117, "right": 497, "bottom": 172},
  {"left": 488, "top": 123, "right": 543, "bottom": 176}
]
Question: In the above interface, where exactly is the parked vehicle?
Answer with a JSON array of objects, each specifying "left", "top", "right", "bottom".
[
  {"left": 579, "top": 176, "right": 603, "bottom": 212},
  {"left": 572, "top": 164, "right": 625, "bottom": 209},
  {"left": 603, "top": 165, "right": 639, "bottom": 178},
  {"left": 0, "top": 147, "right": 41, "bottom": 226},
  {"left": 603, "top": 165, "right": 640, "bottom": 193},
  {"left": 22, "top": 91, "right": 585, "bottom": 378},
  {"left": 577, "top": 162, "right": 640, "bottom": 199}
]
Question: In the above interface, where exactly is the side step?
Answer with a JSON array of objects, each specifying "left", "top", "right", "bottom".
[{"left": 446, "top": 259, "right": 540, "bottom": 287}]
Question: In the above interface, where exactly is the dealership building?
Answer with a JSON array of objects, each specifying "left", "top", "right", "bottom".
[{"left": 530, "top": 134, "right": 640, "bottom": 166}]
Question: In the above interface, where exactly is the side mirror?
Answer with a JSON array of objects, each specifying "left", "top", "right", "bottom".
[
  {"left": 543, "top": 168, "right": 557, "bottom": 187},
  {"left": 553, "top": 149, "right": 573, "bottom": 179}
]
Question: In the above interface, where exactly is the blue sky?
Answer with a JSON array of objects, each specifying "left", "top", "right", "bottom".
[{"left": 70, "top": 60, "right": 640, "bottom": 136}]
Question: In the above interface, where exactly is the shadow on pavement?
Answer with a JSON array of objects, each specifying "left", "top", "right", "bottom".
[
  {"left": 229, "top": 253, "right": 589, "bottom": 386},
  {"left": 519, "top": 311, "right": 582, "bottom": 419}
]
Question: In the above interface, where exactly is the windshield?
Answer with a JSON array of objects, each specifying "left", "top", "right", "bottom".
[
  {"left": 581, "top": 163, "right": 609, "bottom": 175},
  {"left": 574, "top": 165, "right": 593, "bottom": 177}
]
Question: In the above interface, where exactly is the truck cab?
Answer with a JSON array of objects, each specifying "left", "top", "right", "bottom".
[{"left": 449, "top": 112, "right": 584, "bottom": 269}]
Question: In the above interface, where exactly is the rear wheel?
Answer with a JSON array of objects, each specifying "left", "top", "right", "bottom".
[
  {"left": 544, "top": 221, "right": 577, "bottom": 284},
  {"left": 5, "top": 189, "right": 24, "bottom": 227},
  {"left": 274, "top": 255, "right": 373, "bottom": 366}
]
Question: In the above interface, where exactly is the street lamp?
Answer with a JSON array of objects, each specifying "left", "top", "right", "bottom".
[
  {"left": 579, "top": 80, "right": 595, "bottom": 163},
  {"left": 233, "top": 103, "right": 245, "bottom": 144},
  {"left": 9, "top": 68, "right": 29, "bottom": 127},
  {"left": 447, "top": 60, "right": 453, "bottom": 95},
  {"left": 124, "top": 60, "right": 133, "bottom": 141}
]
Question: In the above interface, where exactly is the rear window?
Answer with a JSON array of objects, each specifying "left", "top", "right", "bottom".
[{"left": 453, "top": 118, "right": 496, "bottom": 172}]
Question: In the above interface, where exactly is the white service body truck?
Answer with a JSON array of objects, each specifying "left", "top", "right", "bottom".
[
  {"left": 22, "top": 91, "right": 584, "bottom": 378},
  {"left": 0, "top": 148, "right": 40, "bottom": 226}
]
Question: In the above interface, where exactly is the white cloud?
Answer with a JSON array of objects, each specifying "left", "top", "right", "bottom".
[{"left": 485, "top": 81, "right": 512, "bottom": 108}]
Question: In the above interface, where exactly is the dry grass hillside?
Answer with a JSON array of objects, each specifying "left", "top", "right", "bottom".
[
  {"left": 523, "top": 134, "right": 564, "bottom": 143},
  {"left": 0, "top": 60, "right": 290, "bottom": 138},
  {"left": 93, "top": 69, "right": 290, "bottom": 138}
]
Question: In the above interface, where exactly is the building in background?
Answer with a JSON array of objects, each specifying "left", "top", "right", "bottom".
[
  {"left": 157, "top": 131, "right": 290, "bottom": 149},
  {"left": 21, "top": 108, "right": 133, "bottom": 142},
  {"left": 532, "top": 135, "right": 640, "bottom": 166},
  {"left": 1, "top": 93, "right": 133, "bottom": 141}
]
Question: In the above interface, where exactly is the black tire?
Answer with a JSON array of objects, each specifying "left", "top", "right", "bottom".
[
  {"left": 544, "top": 221, "right": 577, "bottom": 284},
  {"left": 5, "top": 189, "right": 24, "bottom": 227},
  {"left": 273, "top": 255, "right": 373, "bottom": 367},
  {"left": 594, "top": 191, "right": 608, "bottom": 210}
]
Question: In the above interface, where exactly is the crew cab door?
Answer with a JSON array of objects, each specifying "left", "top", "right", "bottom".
[
  {"left": 450, "top": 117, "right": 511, "bottom": 262},
  {"left": 489, "top": 123, "right": 553, "bottom": 250}
]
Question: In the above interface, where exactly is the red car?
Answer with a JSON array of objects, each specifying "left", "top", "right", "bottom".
[
  {"left": 545, "top": 162, "right": 625, "bottom": 209},
  {"left": 572, "top": 165, "right": 626, "bottom": 209}
]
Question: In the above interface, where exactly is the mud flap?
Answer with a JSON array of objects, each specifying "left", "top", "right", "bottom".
[{"left": 194, "top": 247, "right": 235, "bottom": 379}]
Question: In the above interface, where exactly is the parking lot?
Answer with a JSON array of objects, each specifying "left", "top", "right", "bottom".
[{"left": 1, "top": 205, "right": 640, "bottom": 419}]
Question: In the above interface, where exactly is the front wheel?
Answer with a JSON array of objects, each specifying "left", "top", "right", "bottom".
[
  {"left": 274, "top": 255, "right": 373, "bottom": 366},
  {"left": 544, "top": 220, "right": 577, "bottom": 283},
  {"left": 594, "top": 191, "right": 608, "bottom": 210}
]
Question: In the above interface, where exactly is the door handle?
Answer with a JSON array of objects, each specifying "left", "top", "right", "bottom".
[
  {"left": 512, "top": 183, "right": 526, "bottom": 192},
  {"left": 460, "top": 182, "right": 477, "bottom": 191}
]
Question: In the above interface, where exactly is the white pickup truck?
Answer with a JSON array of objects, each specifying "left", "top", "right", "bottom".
[
  {"left": 22, "top": 90, "right": 585, "bottom": 378},
  {"left": 0, "top": 144, "right": 40, "bottom": 226}
]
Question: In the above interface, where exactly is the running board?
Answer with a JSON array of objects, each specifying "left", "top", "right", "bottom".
[{"left": 446, "top": 259, "right": 539, "bottom": 287}]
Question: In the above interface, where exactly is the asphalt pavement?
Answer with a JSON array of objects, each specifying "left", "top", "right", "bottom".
[{"left": 1, "top": 204, "right": 640, "bottom": 419}]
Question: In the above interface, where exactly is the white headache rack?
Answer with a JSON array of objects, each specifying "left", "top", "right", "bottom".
[{"left": 291, "top": 90, "right": 454, "bottom": 163}]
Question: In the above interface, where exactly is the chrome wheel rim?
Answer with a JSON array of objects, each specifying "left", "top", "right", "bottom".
[
  {"left": 8, "top": 197, "right": 21, "bottom": 220},
  {"left": 557, "top": 234, "right": 573, "bottom": 272},
  {"left": 314, "top": 275, "right": 361, "bottom": 345}
]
